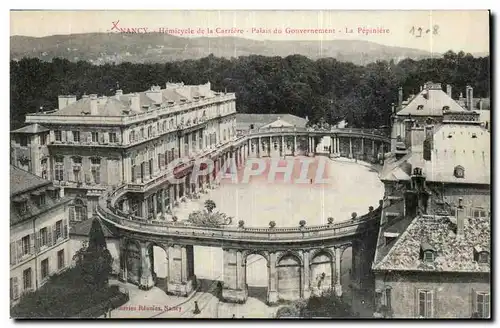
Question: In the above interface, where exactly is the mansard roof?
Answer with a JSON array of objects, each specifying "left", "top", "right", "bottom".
[
  {"left": 397, "top": 82, "right": 467, "bottom": 117},
  {"left": 373, "top": 215, "right": 490, "bottom": 273}
]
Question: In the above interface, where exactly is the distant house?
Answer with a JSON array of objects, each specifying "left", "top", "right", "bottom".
[{"left": 236, "top": 113, "right": 308, "bottom": 134}]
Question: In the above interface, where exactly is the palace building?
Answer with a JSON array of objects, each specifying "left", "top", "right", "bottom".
[
  {"left": 10, "top": 166, "right": 71, "bottom": 306},
  {"left": 372, "top": 90, "right": 491, "bottom": 318},
  {"left": 11, "top": 82, "right": 237, "bottom": 222}
]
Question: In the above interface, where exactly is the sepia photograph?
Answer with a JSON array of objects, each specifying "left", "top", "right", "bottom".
[{"left": 8, "top": 9, "right": 491, "bottom": 319}]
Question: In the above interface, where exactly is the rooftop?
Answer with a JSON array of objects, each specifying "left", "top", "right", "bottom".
[
  {"left": 373, "top": 214, "right": 490, "bottom": 273},
  {"left": 397, "top": 82, "right": 467, "bottom": 117},
  {"left": 11, "top": 123, "right": 50, "bottom": 134},
  {"left": 10, "top": 165, "right": 50, "bottom": 196},
  {"left": 236, "top": 113, "right": 308, "bottom": 131}
]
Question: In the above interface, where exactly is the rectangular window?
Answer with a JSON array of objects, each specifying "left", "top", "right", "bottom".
[
  {"left": 41, "top": 258, "right": 49, "bottom": 280},
  {"left": 40, "top": 227, "right": 48, "bottom": 247},
  {"left": 109, "top": 132, "right": 117, "bottom": 143},
  {"left": 57, "top": 249, "right": 65, "bottom": 270},
  {"left": 55, "top": 220, "right": 63, "bottom": 240},
  {"left": 75, "top": 206, "right": 86, "bottom": 221},
  {"left": 40, "top": 134, "right": 47, "bottom": 145},
  {"left": 148, "top": 126, "right": 152, "bottom": 138},
  {"left": 55, "top": 164, "right": 64, "bottom": 181},
  {"left": 23, "top": 268, "right": 32, "bottom": 290},
  {"left": 91, "top": 132, "right": 99, "bottom": 143},
  {"left": 22, "top": 235, "right": 30, "bottom": 256},
  {"left": 418, "top": 290, "right": 433, "bottom": 318},
  {"left": 54, "top": 130, "right": 62, "bottom": 142},
  {"left": 385, "top": 288, "right": 392, "bottom": 312},
  {"left": 477, "top": 292, "right": 490, "bottom": 318},
  {"left": 20, "top": 136, "right": 28, "bottom": 147},
  {"left": 17, "top": 201, "right": 28, "bottom": 215},
  {"left": 91, "top": 158, "right": 101, "bottom": 184},
  {"left": 73, "top": 131, "right": 80, "bottom": 142},
  {"left": 38, "top": 193, "right": 46, "bottom": 206}
]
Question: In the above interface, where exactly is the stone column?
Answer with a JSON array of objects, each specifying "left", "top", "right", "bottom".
[
  {"left": 160, "top": 189, "right": 166, "bottom": 218},
  {"left": 361, "top": 137, "right": 364, "bottom": 159},
  {"left": 349, "top": 138, "right": 353, "bottom": 159},
  {"left": 281, "top": 135, "right": 285, "bottom": 157},
  {"left": 119, "top": 238, "right": 128, "bottom": 282},
  {"left": 258, "top": 137, "right": 262, "bottom": 157},
  {"left": 153, "top": 193, "right": 158, "bottom": 218},
  {"left": 372, "top": 140, "right": 376, "bottom": 158},
  {"left": 303, "top": 250, "right": 311, "bottom": 298},
  {"left": 294, "top": 135, "right": 298, "bottom": 155},
  {"left": 139, "top": 242, "right": 154, "bottom": 290},
  {"left": 335, "top": 247, "right": 342, "bottom": 296},
  {"left": 166, "top": 245, "right": 195, "bottom": 297},
  {"left": 268, "top": 252, "right": 278, "bottom": 304},
  {"left": 141, "top": 199, "right": 148, "bottom": 219},
  {"left": 222, "top": 249, "right": 248, "bottom": 303}
]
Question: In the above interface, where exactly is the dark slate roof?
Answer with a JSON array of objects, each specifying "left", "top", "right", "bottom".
[
  {"left": 373, "top": 215, "right": 490, "bottom": 273},
  {"left": 10, "top": 165, "right": 50, "bottom": 196},
  {"left": 11, "top": 123, "right": 50, "bottom": 134},
  {"left": 70, "top": 217, "right": 117, "bottom": 238}
]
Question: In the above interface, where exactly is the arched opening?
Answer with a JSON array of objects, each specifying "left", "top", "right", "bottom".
[
  {"left": 149, "top": 243, "right": 168, "bottom": 292},
  {"left": 277, "top": 253, "right": 302, "bottom": 301},
  {"left": 310, "top": 251, "right": 334, "bottom": 295},
  {"left": 125, "top": 240, "right": 141, "bottom": 285},
  {"left": 245, "top": 253, "right": 269, "bottom": 304},
  {"left": 316, "top": 136, "right": 332, "bottom": 154}
]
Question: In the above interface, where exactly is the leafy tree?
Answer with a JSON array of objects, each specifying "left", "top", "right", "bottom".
[{"left": 275, "top": 291, "right": 357, "bottom": 318}]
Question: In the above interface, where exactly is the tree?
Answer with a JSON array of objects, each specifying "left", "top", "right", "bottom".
[
  {"left": 73, "top": 218, "right": 113, "bottom": 289},
  {"left": 275, "top": 291, "right": 357, "bottom": 318},
  {"left": 204, "top": 199, "right": 216, "bottom": 213}
]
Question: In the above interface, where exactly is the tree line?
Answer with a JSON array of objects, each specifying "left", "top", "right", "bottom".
[{"left": 10, "top": 51, "right": 489, "bottom": 130}]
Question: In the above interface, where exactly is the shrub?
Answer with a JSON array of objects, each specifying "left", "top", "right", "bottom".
[
  {"left": 204, "top": 199, "right": 216, "bottom": 212},
  {"left": 299, "top": 220, "right": 306, "bottom": 227},
  {"left": 238, "top": 220, "right": 245, "bottom": 228},
  {"left": 269, "top": 221, "right": 276, "bottom": 228},
  {"left": 327, "top": 217, "right": 334, "bottom": 224},
  {"left": 351, "top": 212, "right": 357, "bottom": 219}
]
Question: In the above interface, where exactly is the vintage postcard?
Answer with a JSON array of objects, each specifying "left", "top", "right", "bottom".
[{"left": 9, "top": 10, "right": 490, "bottom": 319}]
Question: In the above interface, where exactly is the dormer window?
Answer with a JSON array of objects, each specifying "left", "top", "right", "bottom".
[
  {"left": 420, "top": 242, "right": 436, "bottom": 263},
  {"left": 13, "top": 198, "right": 28, "bottom": 215},
  {"left": 474, "top": 246, "right": 489, "bottom": 264},
  {"left": 453, "top": 165, "right": 465, "bottom": 179},
  {"left": 472, "top": 133, "right": 477, "bottom": 139},
  {"left": 442, "top": 106, "right": 450, "bottom": 112},
  {"left": 417, "top": 105, "right": 424, "bottom": 110}
]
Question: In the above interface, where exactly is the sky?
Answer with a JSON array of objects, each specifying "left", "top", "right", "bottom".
[{"left": 10, "top": 10, "right": 490, "bottom": 54}]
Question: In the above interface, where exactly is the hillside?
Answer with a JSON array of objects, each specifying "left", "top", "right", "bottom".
[{"left": 11, "top": 33, "right": 435, "bottom": 65}]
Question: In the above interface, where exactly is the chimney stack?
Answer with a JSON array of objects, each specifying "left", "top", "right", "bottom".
[
  {"left": 466, "top": 85, "right": 473, "bottom": 110},
  {"left": 456, "top": 198, "right": 465, "bottom": 236},
  {"left": 398, "top": 87, "right": 403, "bottom": 109},
  {"left": 57, "top": 95, "right": 77, "bottom": 111},
  {"left": 115, "top": 89, "right": 123, "bottom": 99},
  {"left": 446, "top": 84, "right": 452, "bottom": 98},
  {"left": 90, "top": 94, "right": 98, "bottom": 115}
]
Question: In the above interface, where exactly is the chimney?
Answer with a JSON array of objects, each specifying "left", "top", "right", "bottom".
[
  {"left": 466, "top": 85, "right": 473, "bottom": 110},
  {"left": 423, "top": 125, "right": 434, "bottom": 161},
  {"left": 478, "top": 99, "right": 483, "bottom": 110},
  {"left": 57, "top": 95, "right": 77, "bottom": 110},
  {"left": 420, "top": 85, "right": 423, "bottom": 92},
  {"left": 129, "top": 93, "right": 140, "bottom": 112},
  {"left": 456, "top": 198, "right": 465, "bottom": 236},
  {"left": 446, "top": 84, "right": 452, "bottom": 98},
  {"left": 90, "top": 94, "right": 98, "bottom": 115},
  {"left": 398, "top": 86, "right": 403, "bottom": 109},
  {"left": 115, "top": 89, "right": 123, "bottom": 99}
]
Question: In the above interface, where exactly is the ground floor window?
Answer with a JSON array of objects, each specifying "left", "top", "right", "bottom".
[
  {"left": 10, "top": 277, "right": 19, "bottom": 300},
  {"left": 477, "top": 292, "right": 490, "bottom": 318},
  {"left": 23, "top": 268, "right": 32, "bottom": 290},
  {"left": 57, "top": 249, "right": 65, "bottom": 270},
  {"left": 41, "top": 258, "right": 49, "bottom": 280},
  {"left": 418, "top": 289, "right": 433, "bottom": 318}
]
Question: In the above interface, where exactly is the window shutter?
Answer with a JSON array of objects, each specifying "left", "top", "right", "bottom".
[
  {"left": 35, "top": 231, "right": 40, "bottom": 253},
  {"left": 414, "top": 288, "right": 420, "bottom": 318},
  {"left": 69, "top": 206, "right": 75, "bottom": 221},
  {"left": 10, "top": 242, "right": 16, "bottom": 265},
  {"left": 29, "top": 234, "right": 35, "bottom": 255},
  {"left": 62, "top": 131, "right": 67, "bottom": 142},
  {"left": 63, "top": 218, "right": 69, "bottom": 239},
  {"left": 471, "top": 288, "right": 477, "bottom": 317},
  {"left": 53, "top": 224, "right": 57, "bottom": 244},
  {"left": 47, "top": 228, "right": 53, "bottom": 247},
  {"left": 12, "top": 277, "right": 19, "bottom": 299},
  {"left": 430, "top": 290, "right": 436, "bottom": 318}
]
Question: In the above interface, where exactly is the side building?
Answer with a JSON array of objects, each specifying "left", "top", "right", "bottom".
[
  {"left": 10, "top": 82, "right": 237, "bottom": 222},
  {"left": 372, "top": 109, "right": 491, "bottom": 318},
  {"left": 10, "top": 166, "right": 71, "bottom": 306}
]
